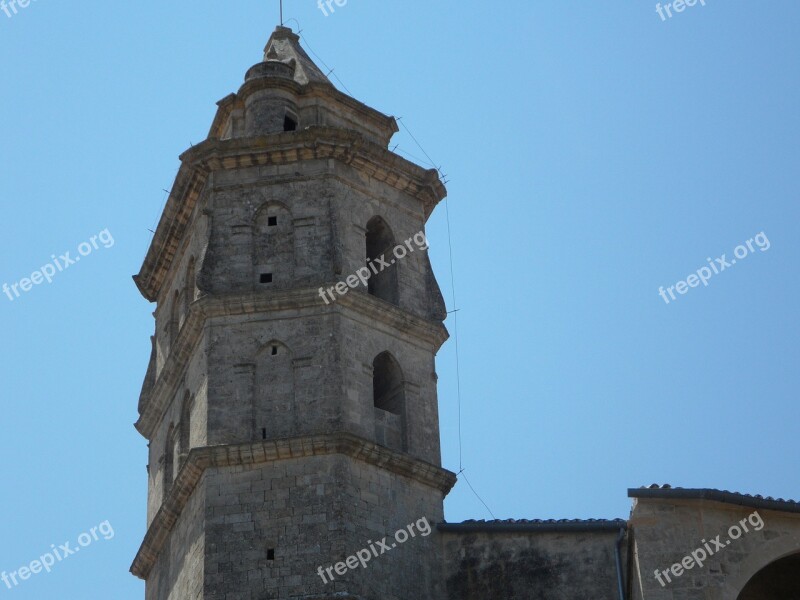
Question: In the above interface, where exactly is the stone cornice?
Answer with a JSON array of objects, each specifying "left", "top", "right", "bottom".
[
  {"left": 209, "top": 80, "right": 398, "bottom": 144},
  {"left": 336, "top": 291, "right": 450, "bottom": 351},
  {"left": 237, "top": 79, "right": 398, "bottom": 139},
  {"left": 133, "top": 127, "right": 445, "bottom": 303},
  {"left": 133, "top": 166, "right": 208, "bottom": 303},
  {"left": 134, "top": 289, "right": 448, "bottom": 439},
  {"left": 130, "top": 433, "right": 457, "bottom": 580},
  {"left": 134, "top": 302, "right": 204, "bottom": 439},
  {"left": 185, "top": 127, "right": 444, "bottom": 212}
]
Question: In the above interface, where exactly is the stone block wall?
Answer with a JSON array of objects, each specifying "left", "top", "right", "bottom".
[
  {"left": 145, "top": 473, "right": 207, "bottom": 600},
  {"left": 205, "top": 311, "right": 339, "bottom": 446},
  {"left": 629, "top": 498, "right": 800, "bottom": 600},
  {"left": 439, "top": 528, "right": 624, "bottom": 600},
  {"left": 202, "top": 455, "right": 447, "bottom": 600}
]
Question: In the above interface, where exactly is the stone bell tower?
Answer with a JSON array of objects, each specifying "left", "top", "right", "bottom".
[{"left": 131, "top": 26, "right": 455, "bottom": 599}]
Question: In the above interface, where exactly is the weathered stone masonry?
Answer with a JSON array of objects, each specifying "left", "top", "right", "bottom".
[
  {"left": 130, "top": 24, "right": 800, "bottom": 600},
  {"left": 132, "top": 26, "right": 455, "bottom": 600}
]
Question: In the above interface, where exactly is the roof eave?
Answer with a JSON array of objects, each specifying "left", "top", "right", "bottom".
[
  {"left": 629, "top": 487, "right": 800, "bottom": 515},
  {"left": 437, "top": 520, "right": 627, "bottom": 534},
  {"left": 134, "top": 161, "right": 208, "bottom": 302}
]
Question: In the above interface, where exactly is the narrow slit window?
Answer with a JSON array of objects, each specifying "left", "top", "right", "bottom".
[
  {"left": 260, "top": 273, "right": 273, "bottom": 284},
  {"left": 267, "top": 549, "right": 275, "bottom": 560},
  {"left": 271, "top": 346, "right": 278, "bottom": 356},
  {"left": 262, "top": 428, "right": 267, "bottom": 440}
]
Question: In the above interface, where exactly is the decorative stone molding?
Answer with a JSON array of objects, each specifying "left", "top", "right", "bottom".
[
  {"left": 133, "top": 126, "right": 445, "bottom": 303},
  {"left": 135, "top": 289, "right": 448, "bottom": 438},
  {"left": 130, "top": 432, "right": 457, "bottom": 579}
]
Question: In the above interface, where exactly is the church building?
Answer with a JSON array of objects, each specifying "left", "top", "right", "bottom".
[{"left": 130, "top": 25, "right": 800, "bottom": 600}]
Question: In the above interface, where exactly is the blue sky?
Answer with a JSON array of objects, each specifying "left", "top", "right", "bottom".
[{"left": 1, "top": 1, "right": 798, "bottom": 598}]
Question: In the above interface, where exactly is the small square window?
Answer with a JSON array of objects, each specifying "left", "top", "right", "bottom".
[
  {"left": 260, "top": 273, "right": 273, "bottom": 284},
  {"left": 267, "top": 216, "right": 278, "bottom": 227}
]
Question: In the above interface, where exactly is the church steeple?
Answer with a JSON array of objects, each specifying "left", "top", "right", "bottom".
[
  {"left": 259, "top": 26, "right": 331, "bottom": 86},
  {"left": 131, "top": 28, "right": 452, "bottom": 599}
]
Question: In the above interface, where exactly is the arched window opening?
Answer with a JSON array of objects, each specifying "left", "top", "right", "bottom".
[
  {"left": 178, "top": 258, "right": 195, "bottom": 332},
  {"left": 177, "top": 290, "right": 187, "bottom": 331},
  {"left": 179, "top": 392, "right": 192, "bottom": 465},
  {"left": 365, "top": 216, "right": 399, "bottom": 305},
  {"left": 738, "top": 552, "right": 800, "bottom": 600},
  {"left": 170, "top": 291, "right": 180, "bottom": 344},
  {"left": 163, "top": 424, "right": 177, "bottom": 496},
  {"left": 372, "top": 352, "right": 406, "bottom": 451},
  {"left": 185, "top": 257, "right": 197, "bottom": 308}
]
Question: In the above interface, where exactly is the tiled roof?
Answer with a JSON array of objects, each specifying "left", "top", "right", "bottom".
[
  {"left": 438, "top": 518, "right": 627, "bottom": 533},
  {"left": 629, "top": 484, "right": 800, "bottom": 513}
]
